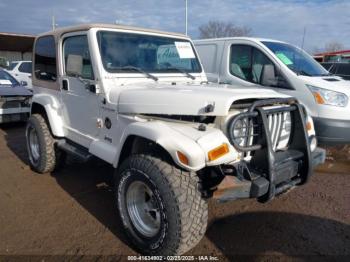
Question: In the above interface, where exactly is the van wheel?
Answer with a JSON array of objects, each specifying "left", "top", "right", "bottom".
[
  {"left": 115, "top": 155, "right": 208, "bottom": 255},
  {"left": 26, "top": 114, "right": 65, "bottom": 173}
]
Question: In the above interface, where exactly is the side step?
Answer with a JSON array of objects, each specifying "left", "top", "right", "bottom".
[{"left": 57, "top": 140, "right": 93, "bottom": 162}]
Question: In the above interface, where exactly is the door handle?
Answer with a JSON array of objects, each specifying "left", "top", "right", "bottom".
[{"left": 62, "top": 79, "right": 69, "bottom": 91}]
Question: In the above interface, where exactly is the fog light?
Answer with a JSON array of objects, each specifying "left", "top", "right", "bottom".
[{"left": 309, "top": 135, "right": 317, "bottom": 152}]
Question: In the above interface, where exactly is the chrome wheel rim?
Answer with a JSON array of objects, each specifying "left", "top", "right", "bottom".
[
  {"left": 126, "top": 180, "right": 161, "bottom": 238},
  {"left": 28, "top": 127, "right": 40, "bottom": 162}
]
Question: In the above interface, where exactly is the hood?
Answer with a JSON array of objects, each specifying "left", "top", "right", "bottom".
[
  {"left": 299, "top": 75, "right": 350, "bottom": 94},
  {"left": 0, "top": 85, "right": 32, "bottom": 97},
  {"left": 111, "top": 83, "right": 290, "bottom": 116}
]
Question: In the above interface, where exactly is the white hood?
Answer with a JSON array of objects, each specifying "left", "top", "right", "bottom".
[
  {"left": 111, "top": 83, "right": 290, "bottom": 116},
  {"left": 300, "top": 75, "right": 350, "bottom": 94}
]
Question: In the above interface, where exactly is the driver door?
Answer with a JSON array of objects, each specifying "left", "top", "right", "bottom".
[{"left": 60, "top": 33, "right": 100, "bottom": 147}]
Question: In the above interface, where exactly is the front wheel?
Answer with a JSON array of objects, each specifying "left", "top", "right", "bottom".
[{"left": 115, "top": 155, "right": 208, "bottom": 255}]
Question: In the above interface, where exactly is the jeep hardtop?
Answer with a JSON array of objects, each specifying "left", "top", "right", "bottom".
[{"left": 26, "top": 24, "right": 325, "bottom": 255}]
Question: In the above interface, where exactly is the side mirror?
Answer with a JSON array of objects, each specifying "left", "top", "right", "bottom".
[
  {"left": 66, "top": 54, "right": 83, "bottom": 77},
  {"left": 261, "top": 64, "right": 278, "bottom": 86},
  {"left": 20, "top": 81, "right": 28, "bottom": 87}
]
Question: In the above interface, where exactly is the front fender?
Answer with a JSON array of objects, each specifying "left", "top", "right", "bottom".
[
  {"left": 31, "top": 94, "right": 65, "bottom": 137},
  {"left": 113, "top": 121, "right": 207, "bottom": 171}
]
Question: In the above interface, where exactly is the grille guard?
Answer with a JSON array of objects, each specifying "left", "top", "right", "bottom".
[{"left": 228, "top": 98, "right": 312, "bottom": 202}]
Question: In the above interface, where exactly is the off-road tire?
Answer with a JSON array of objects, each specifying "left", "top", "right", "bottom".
[
  {"left": 26, "top": 114, "right": 65, "bottom": 173},
  {"left": 115, "top": 155, "right": 208, "bottom": 255}
]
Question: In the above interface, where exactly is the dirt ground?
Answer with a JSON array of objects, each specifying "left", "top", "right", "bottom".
[{"left": 0, "top": 123, "right": 349, "bottom": 261}]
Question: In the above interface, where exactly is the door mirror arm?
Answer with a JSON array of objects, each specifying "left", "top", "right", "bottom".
[{"left": 78, "top": 76, "right": 99, "bottom": 94}]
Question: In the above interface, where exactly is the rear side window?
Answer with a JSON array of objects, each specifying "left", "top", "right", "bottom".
[
  {"left": 34, "top": 36, "right": 57, "bottom": 81},
  {"left": 18, "top": 62, "right": 32, "bottom": 74}
]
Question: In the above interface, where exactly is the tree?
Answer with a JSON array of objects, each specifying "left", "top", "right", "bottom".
[
  {"left": 198, "top": 20, "right": 252, "bottom": 39},
  {"left": 324, "top": 41, "right": 344, "bottom": 52}
]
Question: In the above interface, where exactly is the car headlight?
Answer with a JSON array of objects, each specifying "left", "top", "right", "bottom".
[
  {"left": 232, "top": 119, "right": 249, "bottom": 146},
  {"left": 307, "top": 85, "right": 348, "bottom": 107}
]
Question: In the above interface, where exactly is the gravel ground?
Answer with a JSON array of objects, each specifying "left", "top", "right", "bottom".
[{"left": 0, "top": 123, "right": 349, "bottom": 261}]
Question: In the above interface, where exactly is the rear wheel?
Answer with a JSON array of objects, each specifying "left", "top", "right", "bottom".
[
  {"left": 115, "top": 155, "right": 208, "bottom": 255},
  {"left": 26, "top": 114, "right": 65, "bottom": 173}
]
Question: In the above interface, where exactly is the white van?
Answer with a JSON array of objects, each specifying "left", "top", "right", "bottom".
[{"left": 194, "top": 38, "right": 350, "bottom": 145}]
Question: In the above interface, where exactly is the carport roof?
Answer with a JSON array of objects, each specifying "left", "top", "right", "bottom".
[{"left": 0, "top": 32, "right": 35, "bottom": 52}]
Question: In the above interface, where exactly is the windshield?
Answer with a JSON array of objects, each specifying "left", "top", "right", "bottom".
[
  {"left": 97, "top": 31, "right": 202, "bottom": 74},
  {"left": 7, "top": 62, "right": 18, "bottom": 71},
  {"left": 262, "top": 41, "right": 329, "bottom": 76},
  {"left": 0, "top": 70, "right": 19, "bottom": 86}
]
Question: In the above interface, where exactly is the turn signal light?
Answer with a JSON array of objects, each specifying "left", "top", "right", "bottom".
[
  {"left": 306, "top": 121, "right": 312, "bottom": 131},
  {"left": 312, "top": 92, "right": 325, "bottom": 105},
  {"left": 177, "top": 151, "right": 189, "bottom": 165},
  {"left": 208, "top": 143, "right": 229, "bottom": 161}
]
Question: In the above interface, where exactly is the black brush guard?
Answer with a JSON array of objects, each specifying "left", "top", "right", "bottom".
[{"left": 227, "top": 98, "right": 313, "bottom": 202}]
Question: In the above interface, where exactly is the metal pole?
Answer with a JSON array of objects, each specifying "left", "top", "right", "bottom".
[
  {"left": 185, "top": 0, "right": 188, "bottom": 35},
  {"left": 52, "top": 15, "right": 56, "bottom": 31},
  {"left": 301, "top": 26, "right": 306, "bottom": 50}
]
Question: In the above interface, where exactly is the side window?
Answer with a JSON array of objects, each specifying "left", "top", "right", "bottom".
[
  {"left": 63, "top": 35, "right": 94, "bottom": 80},
  {"left": 230, "top": 44, "right": 290, "bottom": 89},
  {"left": 18, "top": 62, "right": 32, "bottom": 74},
  {"left": 34, "top": 36, "right": 57, "bottom": 81},
  {"left": 230, "top": 45, "right": 252, "bottom": 81}
]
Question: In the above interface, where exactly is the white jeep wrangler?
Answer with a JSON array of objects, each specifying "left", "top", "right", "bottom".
[{"left": 26, "top": 24, "right": 325, "bottom": 255}]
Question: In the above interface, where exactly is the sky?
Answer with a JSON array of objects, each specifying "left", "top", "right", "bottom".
[{"left": 0, "top": 0, "right": 349, "bottom": 52}]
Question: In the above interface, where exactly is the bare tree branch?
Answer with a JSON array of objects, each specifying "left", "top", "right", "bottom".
[
  {"left": 324, "top": 41, "right": 344, "bottom": 52},
  {"left": 199, "top": 20, "right": 252, "bottom": 39}
]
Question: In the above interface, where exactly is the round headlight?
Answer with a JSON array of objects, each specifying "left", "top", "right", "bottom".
[
  {"left": 232, "top": 118, "right": 248, "bottom": 146},
  {"left": 309, "top": 135, "right": 317, "bottom": 152}
]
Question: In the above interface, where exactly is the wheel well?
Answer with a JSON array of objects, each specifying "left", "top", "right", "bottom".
[
  {"left": 118, "top": 135, "right": 173, "bottom": 167},
  {"left": 30, "top": 103, "right": 53, "bottom": 135},
  {"left": 31, "top": 102, "right": 47, "bottom": 117}
]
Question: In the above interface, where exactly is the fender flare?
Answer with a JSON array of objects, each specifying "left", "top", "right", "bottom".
[
  {"left": 31, "top": 94, "right": 65, "bottom": 137},
  {"left": 113, "top": 121, "right": 206, "bottom": 171}
]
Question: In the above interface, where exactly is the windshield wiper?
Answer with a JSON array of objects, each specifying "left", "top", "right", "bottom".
[
  {"left": 294, "top": 69, "right": 311, "bottom": 76},
  {"left": 163, "top": 67, "right": 196, "bottom": 80},
  {"left": 109, "top": 66, "right": 158, "bottom": 81}
]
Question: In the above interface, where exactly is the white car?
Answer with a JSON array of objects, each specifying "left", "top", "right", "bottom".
[
  {"left": 26, "top": 24, "right": 325, "bottom": 255},
  {"left": 194, "top": 38, "right": 350, "bottom": 145},
  {"left": 0, "top": 69, "right": 31, "bottom": 123},
  {"left": 6, "top": 61, "right": 32, "bottom": 89}
]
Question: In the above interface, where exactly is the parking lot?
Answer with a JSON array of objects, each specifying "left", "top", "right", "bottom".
[{"left": 0, "top": 123, "right": 349, "bottom": 260}]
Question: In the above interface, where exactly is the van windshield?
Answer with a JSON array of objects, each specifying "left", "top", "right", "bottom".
[
  {"left": 262, "top": 41, "right": 329, "bottom": 77},
  {"left": 97, "top": 31, "right": 202, "bottom": 74}
]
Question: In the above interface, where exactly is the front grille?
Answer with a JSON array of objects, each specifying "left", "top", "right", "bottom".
[
  {"left": 267, "top": 110, "right": 291, "bottom": 151},
  {"left": 0, "top": 101, "right": 22, "bottom": 109}
]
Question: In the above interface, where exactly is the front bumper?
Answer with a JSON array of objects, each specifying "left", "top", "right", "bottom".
[
  {"left": 314, "top": 117, "right": 350, "bottom": 145},
  {"left": 214, "top": 148, "right": 326, "bottom": 202},
  {"left": 0, "top": 107, "right": 30, "bottom": 123},
  {"left": 213, "top": 98, "right": 326, "bottom": 203}
]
